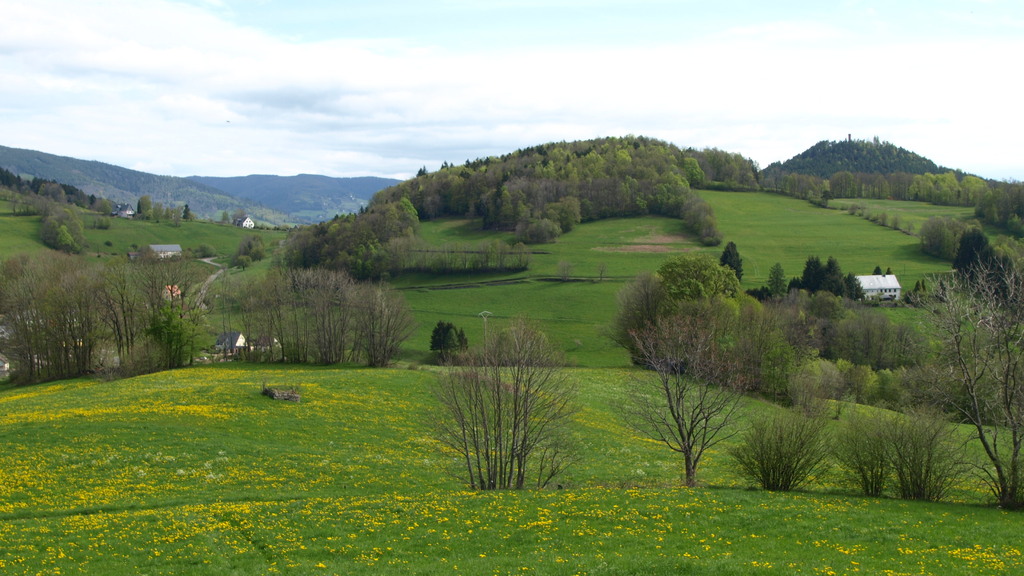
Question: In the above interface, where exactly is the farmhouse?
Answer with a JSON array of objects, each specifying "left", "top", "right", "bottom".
[
  {"left": 149, "top": 244, "right": 182, "bottom": 259},
  {"left": 112, "top": 203, "right": 136, "bottom": 218},
  {"left": 233, "top": 215, "right": 255, "bottom": 229},
  {"left": 857, "top": 274, "right": 902, "bottom": 300},
  {"left": 216, "top": 332, "right": 246, "bottom": 355},
  {"left": 0, "top": 353, "right": 9, "bottom": 375}
]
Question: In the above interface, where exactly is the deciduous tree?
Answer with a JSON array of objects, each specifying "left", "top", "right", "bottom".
[
  {"left": 923, "top": 260, "right": 1024, "bottom": 508},
  {"left": 657, "top": 253, "right": 740, "bottom": 302},
  {"left": 435, "top": 318, "right": 577, "bottom": 489},
  {"left": 624, "top": 301, "right": 746, "bottom": 486}
]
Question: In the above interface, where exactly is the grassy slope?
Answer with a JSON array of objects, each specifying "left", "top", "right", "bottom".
[
  {"left": 702, "top": 191, "right": 953, "bottom": 290},
  {"left": 399, "top": 192, "right": 960, "bottom": 367},
  {"left": 1, "top": 194, "right": 1017, "bottom": 574},
  {"left": 0, "top": 201, "right": 46, "bottom": 256},
  {"left": 0, "top": 365, "right": 1018, "bottom": 575},
  {"left": 0, "top": 200, "right": 287, "bottom": 265}
]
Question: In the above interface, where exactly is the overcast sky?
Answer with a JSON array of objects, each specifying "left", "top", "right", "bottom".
[{"left": 1, "top": 0, "right": 1021, "bottom": 180}]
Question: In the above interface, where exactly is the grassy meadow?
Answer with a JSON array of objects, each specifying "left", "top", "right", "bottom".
[
  {"left": 397, "top": 191, "right": 961, "bottom": 366},
  {"left": 1, "top": 191, "right": 1020, "bottom": 574},
  {"left": 0, "top": 200, "right": 287, "bottom": 265},
  {"left": 1, "top": 364, "right": 1021, "bottom": 575}
]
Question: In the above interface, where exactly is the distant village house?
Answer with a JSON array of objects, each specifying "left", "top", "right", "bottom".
[
  {"left": 216, "top": 332, "right": 246, "bottom": 356},
  {"left": 857, "top": 274, "right": 902, "bottom": 300},
  {"left": 112, "top": 203, "right": 136, "bottom": 218},
  {"left": 150, "top": 244, "right": 183, "bottom": 259},
  {"left": 233, "top": 215, "right": 255, "bottom": 229}
]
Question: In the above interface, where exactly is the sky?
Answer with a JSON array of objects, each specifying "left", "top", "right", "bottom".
[{"left": 1, "top": 0, "right": 1021, "bottom": 181}]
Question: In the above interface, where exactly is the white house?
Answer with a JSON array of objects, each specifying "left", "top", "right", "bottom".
[
  {"left": 857, "top": 274, "right": 902, "bottom": 300},
  {"left": 233, "top": 216, "right": 255, "bottom": 229}
]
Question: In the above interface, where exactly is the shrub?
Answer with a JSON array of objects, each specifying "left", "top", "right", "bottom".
[
  {"left": 730, "top": 409, "right": 831, "bottom": 491},
  {"left": 885, "top": 408, "right": 967, "bottom": 502},
  {"left": 833, "top": 408, "right": 890, "bottom": 497}
]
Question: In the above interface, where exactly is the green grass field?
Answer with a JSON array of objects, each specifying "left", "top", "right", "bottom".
[
  {"left": 0, "top": 365, "right": 1019, "bottom": 575},
  {"left": 0, "top": 200, "right": 287, "bottom": 265},
  {"left": 1, "top": 192, "right": 1019, "bottom": 574},
  {"left": 829, "top": 198, "right": 977, "bottom": 233},
  {"left": 702, "top": 191, "right": 953, "bottom": 290},
  {"left": 398, "top": 192, "right": 962, "bottom": 366},
  {"left": 0, "top": 201, "right": 47, "bottom": 256}
]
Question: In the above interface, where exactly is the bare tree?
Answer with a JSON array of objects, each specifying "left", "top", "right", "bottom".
[
  {"left": 0, "top": 254, "right": 102, "bottom": 383},
  {"left": 98, "top": 257, "right": 147, "bottom": 362},
  {"left": 356, "top": 283, "right": 415, "bottom": 367},
  {"left": 611, "top": 272, "right": 671, "bottom": 361},
  {"left": 623, "top": 302, "right": 746, "bottom": 486},
  {"left": 557, "top": 260, "right": 572, "bottom": 282},
  {"left": 292, "top": 268, "right": 357, "bottom": 364},
  {"left": 435, "top": 318, "right": 578, "bottom": 490},
  {"left": 923, "top": 259, "right": 1024, "bottom": 508}
]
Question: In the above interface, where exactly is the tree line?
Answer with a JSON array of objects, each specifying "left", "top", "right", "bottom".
[
  {"left": 0, "top": 253, "right": 210, "bottom": 383},
  {"left": 222, "top": 268, "right": 414, "bottom": 367},
  {"left": 0, "top": 252, "right": 417, "bottom": 384}
]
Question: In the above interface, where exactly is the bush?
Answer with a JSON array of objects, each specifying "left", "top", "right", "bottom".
[
  {"left": 195, "top": 244, "right": 216, "bottom": 258},
  {"left": 885, "top": 408, "right": 967, "bottom": 502},
  {"left": 515, "top": 218, "right": 561, "bottom": 244},
  {"left": 730, "top": 410, "right": 831, "bottom": 491},
  {"left": 833, "top": 408, "right": 890, "bottom": 497}
]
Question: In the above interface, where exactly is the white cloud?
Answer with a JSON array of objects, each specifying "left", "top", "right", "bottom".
[{"left": 0, "top": 0, "right": 1021, "bottom": 180}]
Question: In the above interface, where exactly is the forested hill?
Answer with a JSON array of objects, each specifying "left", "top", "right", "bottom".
[
  {"left": 761, "top": 138, "right": 953, "bottom": 184},
  {"left": 282, "top": 136, "right": 758, "bottom": 278},
  {"left": 373, "top": 136, "right": 758, "bottom": 224},
  {"left": 0, "top": 144, "right": 288, "bottom": 224}
]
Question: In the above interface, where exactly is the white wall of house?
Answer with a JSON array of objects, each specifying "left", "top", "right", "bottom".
[{"left": 857, "top": 275, "right": 902, "bottom": 300}]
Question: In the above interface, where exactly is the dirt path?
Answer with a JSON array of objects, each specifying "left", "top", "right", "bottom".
[{"left": 197, "top": 257, "right": 225, "bottom": 306}]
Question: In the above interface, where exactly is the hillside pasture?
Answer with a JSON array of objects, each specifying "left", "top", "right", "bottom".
[
  {"left": 0, "top": 201, "right": 46, "bottom": 255},
  {"left": 701, "top": 191, "right": 955, "bottom": 291},
  {"left": 0, "top": 199, "right": 287, "bottom": 264},
  {"left": 829, "top": 198, "right": 977, "bottom": 233},
  {"left": 80, "top": 217, "right": 287, "bottom": 264},
  {"left": 0, "top": 365, "right": 1018, "bottom": 575},
  {"left": 398, "top": 217, "right": 696, "bottom": 367},
  {"left": 399, "top": 193, "right": 962, "bottom": 366}
]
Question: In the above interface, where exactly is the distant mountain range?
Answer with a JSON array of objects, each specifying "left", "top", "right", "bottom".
[
  {"left": 0, "top": 145, "right": 399, "bottom": 225},
  {"left": 188, "top": 174, "right": 399, "bottom": 224}
]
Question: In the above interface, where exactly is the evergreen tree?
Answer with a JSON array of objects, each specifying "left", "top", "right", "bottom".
[
  {"left": 719, "top": 241, "right": 743, "bottom": 281},
  {"left": 952, "top": 228, "right": 992, "bottom": 277},
  {"left": 821, "top": 256, "right": 846, "bottom": 296},
  {"left": 767, "top": 263, "right": 787, "bottom": 298},
  {"left": 844, "top": 273, "right": 865, "bottom": 300},
  {"left": 430, "top": 320, "right": 467, "bottom": 363},
  {"left": 800, "top": 256, "right": 825, "bottom": 293}
]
